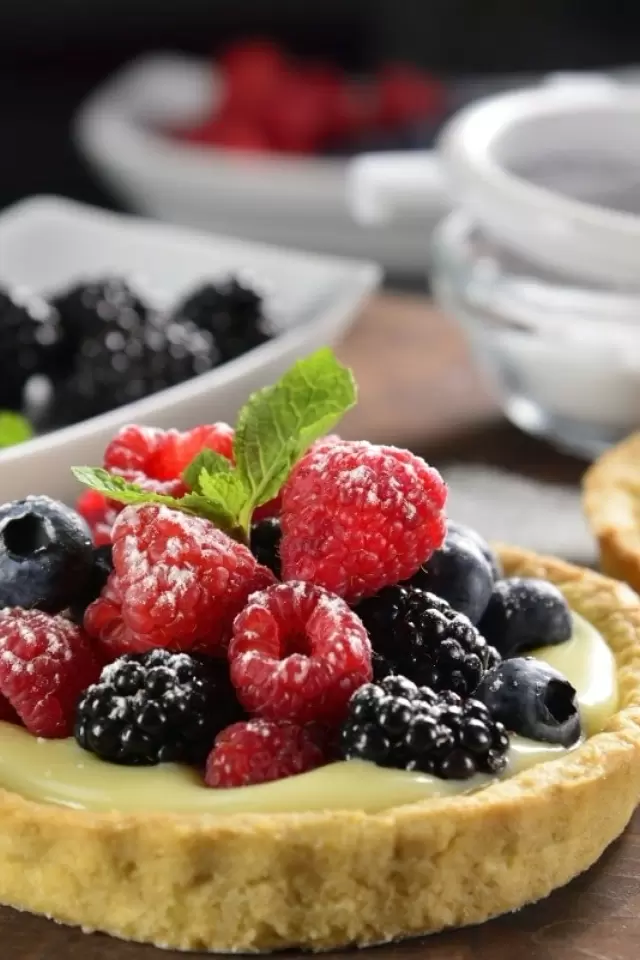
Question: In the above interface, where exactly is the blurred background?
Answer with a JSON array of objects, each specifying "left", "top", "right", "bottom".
[{"left": 2, "top": 0, "right": 638, "bottom": 251}]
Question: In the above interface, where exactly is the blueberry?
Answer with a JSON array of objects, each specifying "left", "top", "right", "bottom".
[
  {"left": 0, "top": 496, "right": 93, "bottom": 613},
  {"left": 474, "top": 658, "right": 581, "bottom": 747},
  {"left": 478, "top": 577, "right": 572, "bottom": 659},
  {"left": 407, "top": 532, "right": 494, "bottom": 624},
  {"left": 447, "top": 520, "right": 503, "bottom": 580},
  {"left": 69, "top": 544, "right": 113, "bottom": 624}
]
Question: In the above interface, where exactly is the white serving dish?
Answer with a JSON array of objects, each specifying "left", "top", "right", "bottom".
[
  {"left": 73, "top": 53, "right": 449, "bottom": 274},
  {"left": 0, "top": 196, "right": 380, "bottom": 504}
]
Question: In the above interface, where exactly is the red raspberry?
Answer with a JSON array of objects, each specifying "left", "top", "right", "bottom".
[
  {"left": 229, "top": 581, "right": 372, "bottom": 723},
  {"left": 104, "top": 423, "right": 234, "bottom": 498},
  {"left": 76, "top": 489, "right": 120, "bottom": 546},
  {"left": 0, "top": 696, "right": 21, "bottom": 726},
  {"left": 205, "top": 719, "right": 327, "bottom": 788},
  {"left": 280, "top": 440, "right": 447, "bottom": 602},
  {"left": 84, "top": 504, "right": 275, "bottom": 659},
  {"left": 0, "top": 610, "right": 101, "bottom": 737},
  {"left": 250, "top": 438, "right": 340, "bottom": 523}
]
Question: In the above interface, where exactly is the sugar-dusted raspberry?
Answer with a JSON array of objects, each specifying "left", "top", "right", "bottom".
[
  {"left": 104, "top": 422, "right": 235, "bottom": 497},
  {"left": 0, "top": 609, "right": 101, "bottom": 737},
  {"left": 84, "top": 504, "right": 275, "bottom": 659},
  {"left": 0, "top": 695, "right": 21, "bottom": 726},
  {"left": 250, "top": 438, "right": 340, "bottom": 523},
  {"left": 205, "top": 719, "right": 327, "bottom": 788},
  {"left": 229, "top": 581, "right": 372, "bottom": 724},
  {"left": 76, "top": 489, "right": 120, "bottom": 546},
  {"left": 280, "top": 440, "right": 447, "bottom": 602}
]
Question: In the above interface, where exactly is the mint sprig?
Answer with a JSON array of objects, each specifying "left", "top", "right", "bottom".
[
  {"left": 71, "top": 467, "right": 243, "bottom": 538},
  {"left": 73, "top": 348, "right": 356, "bottom": 540},
  {"left": 0, "top": 412, "right": 33, "bottom": 449}
]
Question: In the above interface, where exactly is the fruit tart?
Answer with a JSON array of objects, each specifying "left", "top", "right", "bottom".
[
  {"left": 583, "top": 431, "right": 640, "bottom": 592},
  {"left": 0, "top": 350, "right": 638, "bottom": 953}
]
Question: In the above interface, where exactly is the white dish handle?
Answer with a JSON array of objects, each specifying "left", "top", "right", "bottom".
[{"left": 346, "top": 151, "right": 450, "bottom": 226}]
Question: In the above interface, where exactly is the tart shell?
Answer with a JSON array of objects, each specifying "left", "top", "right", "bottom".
[
  {"left": 1, "top": 548, "right": 640, "bottom": 953},
  {"left": 583, "top": 432, "right": 640, "bottom": 591}
]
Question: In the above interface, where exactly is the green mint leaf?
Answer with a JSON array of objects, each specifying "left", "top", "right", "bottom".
[
  {"left": 182, "top": 449, "right": 232, "bottom": 492},
  {"left": 234, "top": 348, "right": 356, "bottom": 514},
  {"left": 180, "top": 491, "right": 241, "bottom": 536},
  {"left": 197, "top": 470, "right": 247, "bottom": 522},
  {"left": 71, "top": 467, "right": 179, "bottom": 507},
  {"left": 0, "top": 412, "right": 33, "bottom": 449},
  {"left": 71, "top": 467, "right": 242, "bottom": 538}
]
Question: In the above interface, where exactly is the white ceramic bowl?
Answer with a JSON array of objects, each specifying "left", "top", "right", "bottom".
[
  {"left": 73, "top": 53, "right": 449, "bottom": 273},
  {"left": 0, "top": 196, "right": 380, "bottom": 504}
]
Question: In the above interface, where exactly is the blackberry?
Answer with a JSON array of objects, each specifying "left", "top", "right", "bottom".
[
  {"left": 51, "top": 276, "right": 149, "bottom": 349},
  {"left": 171, "top": 276, "right": 271, "bottom": 362},
  {"left": 75, "top": 649, "right": 245, "bottom": 766},
  {"left": 340, "top": 676, "right": 510, "bottom": 780},
  {"left": 250, "top": 517, "right": 282, "bottom": 578},
  {"left": 0, "top": 496, "right": 94, "bottom": 613},
  {"left": 355, "top": 586, "right": 500, "bottom": 696},
  {"left": 0, "top": 287, "right": 65, "bottom": 408},
  {"left": 51, "top": 316, "right": 220, "bottom": 425}
]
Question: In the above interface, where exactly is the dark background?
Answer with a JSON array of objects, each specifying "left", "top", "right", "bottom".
[{"left": 0, "top": 0, "right": 638, "bottom": 211}]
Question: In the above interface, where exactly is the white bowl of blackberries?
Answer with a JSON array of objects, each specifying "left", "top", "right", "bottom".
[{"left": 1, "top": 273, "right": 272, "bottom": 430}]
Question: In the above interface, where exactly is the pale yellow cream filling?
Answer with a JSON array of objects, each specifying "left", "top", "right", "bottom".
[{"left": 0, "top": 611, "right": 617, "bottom": 815}]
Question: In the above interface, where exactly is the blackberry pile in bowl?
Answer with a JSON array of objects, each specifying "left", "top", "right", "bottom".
[{"left": 0, "top": 274, "right": 273, "bottom": 429}]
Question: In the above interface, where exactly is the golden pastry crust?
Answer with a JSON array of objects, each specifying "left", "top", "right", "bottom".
[
  {"left": 583, "top": 432, "right": 640, "bottom": 590},
  {"left": 1, "top": 548, "right": 640, "bottom": 953}
]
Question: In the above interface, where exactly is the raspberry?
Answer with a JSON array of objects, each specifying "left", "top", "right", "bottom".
[
  {"left": 0, "top": 609, "right": 101, "bottom": 737},
  {"left": 103, "top": 423, "right": 234, "bottom": 498},
  {"left": 76, "top": 490, "right": 120, "bottom": 546},
  {"left": 229, "top": 581, "right": 372, "bottom": 724},
  {"left": 0, "top": 696, "right": 21, "bottom": 726},
  {"left": 205, "top": 719, "right": 326, "bottom": 787},
  {"left": 280, "top": 441, "right": 447, "bottom": 602},
  {"left": 84, "top": 504, "right": 275, "bottom": 659}
]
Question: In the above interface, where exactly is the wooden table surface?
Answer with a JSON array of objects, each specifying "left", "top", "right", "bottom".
[{"left": 3, "top": 293, "right": 637, "bottom": 960}]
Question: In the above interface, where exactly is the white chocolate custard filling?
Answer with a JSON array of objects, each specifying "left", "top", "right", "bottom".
[{"left": 0, "top": 612, "right": 617, "bottom": 815}]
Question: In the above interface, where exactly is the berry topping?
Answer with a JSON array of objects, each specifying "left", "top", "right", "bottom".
[
  {"left": 0, "top": 609, "right": 101, "bottom": 737},
  {"left": 280, "top": 440, "right": 447, "bottom": 602},
  {"left": 408, "top": 529, "right": 494, "bottom": 624},
  {"left": 205, "top": 719, "right": 326, "bottom": 788},
  {"left": 340, "top": 676, "right": 510, "bottom": 780},
  {"left": 75, "top": 489, "right": 120, "bottom": 546},
  {"left": 478, "top": 578, "right": 572, "bottom": 659},
  {"left": 70, "top": 545, "right": 113, "bottom": 625},
  {"left": 355, "top": 588, "right": 500, "bottom": 696},
  {"left": 84, "top": 504, "right": 275, "bottom": 659},
  {"left": 103, "top": 423, "right": 234, "bottom": 498},
  {"left": 0, "top": 496, "right": 94, "bottom": 613},
  {"left": 170, "top": 277, "right": 270, "bottom": 363},
  {"left": 75, "top": 649, "right": 243, "bottom": 766},
  {"left": 250, "top": 517, "right": 282, "bottom": 578},
  {"left": 229, "top": 582, "right": 372, "bottom": 724},
  {"left": 447, "top": 520, "right": 502, "bottom": 580},
  {"left": 475, "top": 658, "right": 581, "bottom": 747}
]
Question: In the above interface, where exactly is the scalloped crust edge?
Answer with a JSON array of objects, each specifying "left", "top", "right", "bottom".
[
  {"left": 583, "top": 432, "right": 640, "bottom": 591},
  {"left": 1, "top": 547, "right": 640, "bottom": 952}
]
